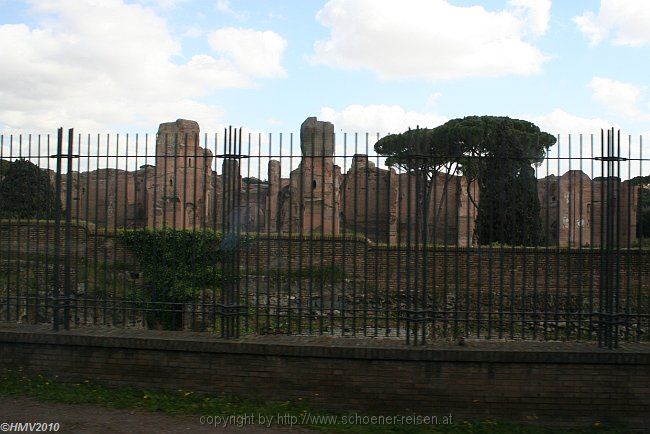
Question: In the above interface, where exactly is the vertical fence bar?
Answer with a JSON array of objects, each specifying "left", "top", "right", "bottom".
[
  {"left": 395, "top": 153, "right": 403, "bottom": 339},
  {"left": 92, "top": 134, "right": 99, "bottom": 326},
  {"left": 340, "top": 133, "right": 347, "bottom": 336},
  {"left": 637, "top": 135, "right": 644, "bottom": 341},
  {"left": 566, "top": 134, "right": 573, "bottom": 340},
  {"left": 589, "top": 134, "right": 595, "bottom": 340},
  {"left": 287, "top": 132, "right": 294, "bottom": 334},
  {"left": 201, "top": 132, "right": 209, "bottom": 331},
  {"left": 73, "top": 133, "right": 81, "bottom": 327},
  {"left": 297, "top": 129, "right": 304, "bottom": 335},
  {"left": 34, "top": 135, "right": 44, "bottom": 325},
  {"left": 317, "top": 126, "right": 325, "bottom": 334},
  {"left": 374, "top": 134, "right": 380, "bottom": 337},
  {"left": 63, "top": 128, "right": 75, "bottom": 330},
  {"left": 384, "top": 138, "right": 392, "bottom": 337},
  {"left": 554, "top": 136, "right": 561, "bottom": 340},
  {"left": 51, "top": 128, "right": 63, "bottom": 330},
  {"left": 598, "top": 130, "right": 606, "bottom": 347},
  {"left": 242, "top": 132, "right": 251, "bottom": 335},
  {"left": 265, "top": 132, "right": 272, "bottom": 333},
  {"left": 211, "top": 131, "right": 219, "bottom": 333},
  {"left": 307, "top": 130, "right": 315, "bottom": 336},
  {"left": 24, "top": 135, "right": 32, "bottom": 325},
  {"left": 82, "top": 134, "right": 90, "bottom": 326},
  {"left": 150, "top": 133, "right": 159, "bottom": 328},
  {"left": 624, "top": 135, "right": 632, "bottom": 342},
  {"left": 362, "top": 134, "right": 369, "bottom": 336},
  {"left": 330, "top": 132, "right": 337, "bottom": 336},
  {"left": 235, "top": 128, "right": 243, "bottom": 338},
  {"left": 277, "top": 132, "right": 285, "bottom": 334},
  {"left": 634, "top": 135, "right": 650, "bottom": 342},
  {"left": 131, "top": 133, "right": 140, "bottom": 327},
  {"left": 260, "top": 132, "right": 269, "bottom": 333},
  {"left": 0, "top": 134, "right": 5, "bottom": 323},
  {"left": 404, "top": 134, "right": 413, "bottom": 344},
  {"left": 14, "top": 135, "right": 21, "bottom": 325}
]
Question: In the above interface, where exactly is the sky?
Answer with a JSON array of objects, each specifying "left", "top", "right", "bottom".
[{"left": 0, "top": 0, "right": 649, "bottom": 177}]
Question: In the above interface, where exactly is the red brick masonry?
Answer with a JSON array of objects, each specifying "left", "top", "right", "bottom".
[{"left": 0, "top": 325, "right": 648, "bottom": 429}]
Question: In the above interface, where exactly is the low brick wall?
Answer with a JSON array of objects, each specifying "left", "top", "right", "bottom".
[{"left": 1, "top": 325, "right": 648, "bottom": 429}]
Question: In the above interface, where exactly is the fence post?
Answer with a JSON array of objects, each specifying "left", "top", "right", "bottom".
[
  {"left": 219, "top": 126, "right": 245, "bottom": 338},
  {"left": 51, "top": 128, "right": 63, "bottom": 331},
  {"left": 598, "top": 128, "right": 626, "bottom": 349},
  {"left": 62, "top": 128, "right": 74, "bottom": 330},
  {"left": 49, "top": 127, "right": 76, "bottom": 331}
]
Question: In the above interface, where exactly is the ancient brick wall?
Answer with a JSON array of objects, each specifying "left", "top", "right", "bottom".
[
  {"left": 241, "top": 236, "right": 649, "bottom": 295},
  {"left": 148, "top": 119, "right": 213, "bottom": 229},
  {"left": 2, "top": 222, "right": 647, "bottom": 301},
  {"left": 279, "top": 117, "right": 340, "bottom": 234},
  {"left": 44, "top": 118, "right": 640, "bottom": 248},
  {"left": 0, "top": 221, "right": 132, "bottom": 262},
  {"left": 1, "top": 327, "right": 648, "bottom": 428},
  {"left": 539, "top": 171, "right": 638, "bottom": 247},
  {"left": 340, "top": 155, "right": 396, "bottom": 243},
  {"left": 61, "top": 169, "right": 141, "bottom": 229}
]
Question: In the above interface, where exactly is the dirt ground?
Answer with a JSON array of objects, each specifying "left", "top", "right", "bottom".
[{"left": 0, "top": 396, "right": 313, "bottom": 434}]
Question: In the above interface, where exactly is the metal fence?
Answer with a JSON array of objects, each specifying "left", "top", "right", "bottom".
[{"left": 0, "top": 124, "right": 648, "bottom": 347}]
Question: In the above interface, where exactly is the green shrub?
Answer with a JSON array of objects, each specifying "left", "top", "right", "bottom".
[{"left": 118, "top": 228, "right": 225, "bottom": 329}]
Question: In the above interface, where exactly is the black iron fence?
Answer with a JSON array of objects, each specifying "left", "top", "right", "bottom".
[{"left": 0, "top": 124, "right": 648, "bottom": 347}]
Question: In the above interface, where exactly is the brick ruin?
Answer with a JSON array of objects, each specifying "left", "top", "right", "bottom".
[
  {"left": 278, "top": 117, "right": 341, "bottom": 234},
  {"left": 538, "top": 170, "right": 638, "bottom": 247},
  {"left": 57, "top": 117, "right": 638, "bottom": 247},
  {"left": 61, "top": 119, "right": 214, "bottom": 230}
]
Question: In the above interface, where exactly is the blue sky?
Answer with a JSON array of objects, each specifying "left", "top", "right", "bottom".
[{"left": 0, "top": 0, "right": 649, "bottom": 142}]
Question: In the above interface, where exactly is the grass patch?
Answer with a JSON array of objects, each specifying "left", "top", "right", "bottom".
[{"left": 0, "top": 369, "right": 627, "bottom": 433}]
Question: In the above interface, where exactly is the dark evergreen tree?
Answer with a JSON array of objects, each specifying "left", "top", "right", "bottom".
[
  {"left": 375, "top": 116, "right": 556, "bottom": 246},
  {"left": 0, "top": 159, "right": 59, "bottom": 219},
  {"left": 375, "top": 127, "right": 467, "bottom": 243}
]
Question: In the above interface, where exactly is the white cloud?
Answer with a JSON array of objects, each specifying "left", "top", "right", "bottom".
[
  {"left": 182, "top": 27, "right": 202, "bottom": 38},
  {"left": 208, "top": 27, "right": 287, "bottom": 78},
  {"left": 319, "top": 104, "right": 447, "bottom": 135},
  {"left": 508, "top": 0, "right": 552, "bottom": 37},
  {"left": 135, "top": 0, "right": 190, "bottom": 10},
  {"left": 574, "top": 0, "right": 650, "bottom": 47},
  {"left": 518, "top": 109, "right": 633, "bottom": 179},
  {"left": 314, "top": 105, "right": 646, "bottom": 178},
  {"left": 215, "top": 0, "right": 246, "bottom": 20},
  {"left": 312, "top": 0, "right": 549, "bottom": 80},
  {"left": 526, "top": 108, "right": 615, "bottom": 136},
  {"left": 318, "top": 104, "right": 446, "bottom": 170},
  {"left": 319, "top": 105, "right": 621, "bottom": 140},
  {"left": 426, "top": 92, "right": 443, "bottom": 107},
  {"left": 588, "top": 77, "right": 648, "bottom": 119},
  {"left": 0, "top": 0, "right": 286, "bottom": 133},
  {"left": 573, "top": 12, "right": 606, "bottom": 47}
]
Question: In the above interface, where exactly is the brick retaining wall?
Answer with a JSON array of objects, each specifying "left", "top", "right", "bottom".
[
  {"left": 0, "top": 325, "right": 648, "bottom": 429},
  {"left": 0, "top": 220, "right": 133, "bottom": 263},
  {"left": 2, "top": 222, "right": 648, "bottom": 299},
  {"left": 241, "top": 236, "right": 650, "bottom": 295}
]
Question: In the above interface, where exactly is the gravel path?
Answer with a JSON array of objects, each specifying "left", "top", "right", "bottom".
[{"left": 0, "top": 396, "right": 313, "bottom": 434}]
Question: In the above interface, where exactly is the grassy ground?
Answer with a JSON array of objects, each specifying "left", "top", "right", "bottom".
[{"left": 0, "top": 368, "right": 628, "bottom": 434}]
